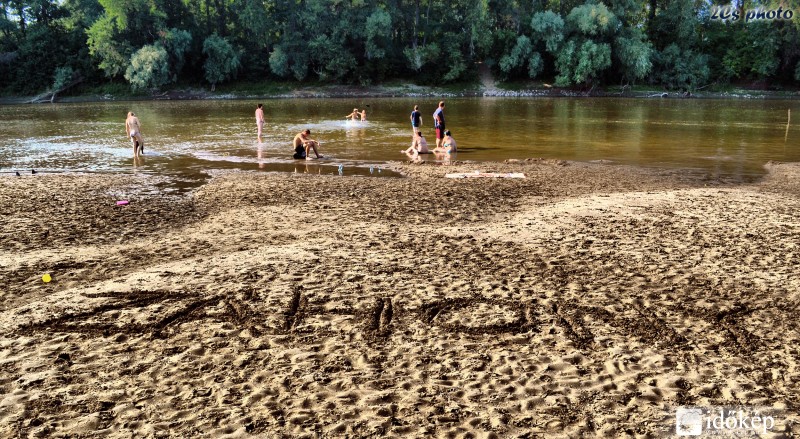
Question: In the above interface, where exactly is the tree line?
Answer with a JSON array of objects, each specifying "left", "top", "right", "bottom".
[{"left": 1, "top": 0, "right": 799, "bottom": 96}]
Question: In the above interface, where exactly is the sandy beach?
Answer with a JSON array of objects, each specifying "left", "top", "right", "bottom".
[{"left": 1, "top": 160, "right": 799, "bottom": 438}]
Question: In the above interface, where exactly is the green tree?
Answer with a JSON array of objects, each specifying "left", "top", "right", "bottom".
[
  {"left": 269, "top": 38, "right": 310, "bottom": 81},
  {"left": 62, "top": 0, "right": 104, "bottom": 30},
  {"left": 52, "top": 65, "right": 75, "bottom": 90},
  {"left": 125, "top": 44, "right": 170, "bottom": 91},
  {"left": 499, "top": 35, "right": 533, "bottom": 77},
  {"left": 554, "top": 3, "right": 617, "bottom": 86},
  {"left": 0, "top": 0, "right": 96, "bottom": 94},
  {"left": 649, "top": 0, "right": 709, "bottom": 90},
  {"left": 86, "top": 0, "right": 185, "bottom": 80},
  {"left": 721, "top": 22, "right": 780, "bottom": 81},
  {"left": 2, "top": 0, "right": 799, "bottom": 94},
  {"left": 526, "top": 10, "right": 567, "bottom": 79},
  {"left": 365, "top": 9, "right": 392, "bottom": 60},
  {"left": 531, "top": 11, "right": 565, "bottom": 54},
  {"left": 229, "top": 0, "right": 273, "bottom": 78},
  {"left": 308, "top": 34, "right": 357, "bottom": 81},
  {"left": 440, "top": 32, "right": 468, "bottom": 82},
  {"left": 651, "top": 43, "right": 709, "bottom": 89},
  {"left": 613, "top": 28, "right": 653, "bottom": 84},
  {"left": 268, "top": 46, "right": 290, "bottom": 78},
  {"left": 202, "top": 33, "right": 240, "bottom": 90},
  {"left": 466, "top": 0, "right": 493, "bottom": 59},
  {"left": 161, "top": 27, "right": 192, "bottom": 78},
  {"left": 86, "top": 14, "right": 130, "bottom": 77},
  {"left": 403, "top": 43, "right": 439, "bottom": 72}
]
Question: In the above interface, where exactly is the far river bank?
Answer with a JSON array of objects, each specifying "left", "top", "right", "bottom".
[{"left": 2, "top": 81, "right": 800, "bottom": 105}]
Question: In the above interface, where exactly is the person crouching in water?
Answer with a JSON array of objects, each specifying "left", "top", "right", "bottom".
[
  {"left": 293, "top": 129, "right": 323, "bottom": 160},
  {"left": 126, "top": 112, "right": 144, "bottom": 157},
  {"left": 442, "top": 130, "right": 456, "bottom": 153},
  {"left": 433, "top": 130, "right": 457, "bottom": 153},
  {"left": 403, "top": 131, "right": 429, "bottom": 157}
]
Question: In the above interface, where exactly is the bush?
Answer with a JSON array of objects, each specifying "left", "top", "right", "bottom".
[
  {"left": 202, "top": 34, "right": 240, "bottom": 90},
  {"left": 124, "top": 45, "right": 170, "bottom": 92}
]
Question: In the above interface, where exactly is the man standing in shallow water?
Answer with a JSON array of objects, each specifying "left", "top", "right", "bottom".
[
  {"left": 125, "top": 112, "right": 144, "bottom": 158},
  {"left": 433, "top": 101, "right": 446, "bottom": 150},
  {"left": 255, "top": 103, "right": 265, "bottom": 143}
]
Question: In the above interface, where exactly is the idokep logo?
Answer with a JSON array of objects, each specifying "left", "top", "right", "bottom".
[
  {"left": 676, "top": 408, "right": 703, "bottom": 436},
  {"left": 675, "top": 407, "right": 778, "bottom": 436}
]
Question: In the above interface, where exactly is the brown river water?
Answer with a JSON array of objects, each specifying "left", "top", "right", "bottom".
[{"left": 1, "top": 97, "right": 798, "bottom": 190}]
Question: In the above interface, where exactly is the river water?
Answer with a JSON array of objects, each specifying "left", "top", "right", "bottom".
[{"left": 1, "top": 97, "right": 798, "bottom": 185}]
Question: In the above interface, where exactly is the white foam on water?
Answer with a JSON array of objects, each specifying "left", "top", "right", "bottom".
[{"left": 287, "top": 119, "right": 371, "bottom": 132}]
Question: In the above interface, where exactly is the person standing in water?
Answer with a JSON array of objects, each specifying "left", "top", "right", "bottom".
[
  {"left": 255, "top": 103, "right": 265, "bottom": 143},
  {"left": 360, "top": 109, "right": 367, "bottom": 121},
  {"left": 410, "top": 105, "right": 422, "bottom": 135},
  {"left": 125, "top": 112, "right": 144, "bottom": 157},
  {"left": 433, "top": 101, "right": 446, "bottom": 150}
]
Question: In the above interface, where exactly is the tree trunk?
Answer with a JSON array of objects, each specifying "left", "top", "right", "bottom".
[
  {"left": 205, "top": 0, "right": 210, "bottom": 35},
  {"left": 413, "top": 0, "right": 420, "bottom": 48},
  {"left": 30, "top": 76, "right": 84, "bottom": 104},
  {"left": 422, "top": 0, "right": 432, "bottom": 46},
  {"left": 215, "top": 0, "right": 226, "bottom": 36},
  {"left": 14, "top": 0, "right": 26, "bottom": 36}
]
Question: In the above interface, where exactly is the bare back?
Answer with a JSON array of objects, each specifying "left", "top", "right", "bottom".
[
  {"left": 126, "top": 116, "right": 141, "bottom": 135},
  {"left": 293, "top": 133, "right": 306, "bottom": 148}
]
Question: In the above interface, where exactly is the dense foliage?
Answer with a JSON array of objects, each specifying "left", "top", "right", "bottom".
[{"left": 1, "top": 0, "right": 799, "bottom": 95}]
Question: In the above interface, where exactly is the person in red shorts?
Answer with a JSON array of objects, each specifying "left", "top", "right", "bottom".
[{"left": 432, "top": 101, "right": 446, "bottom": 150}]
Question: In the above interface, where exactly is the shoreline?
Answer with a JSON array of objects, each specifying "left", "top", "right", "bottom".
[
  {"left": 2, "top": 160, "right": 799, "bottom": 437},
  {"left": 3, "top": 83, "right": 800, "bottom": 105},
  {"left": 2, "top": 157, "right": 777, "bottom": 196}
]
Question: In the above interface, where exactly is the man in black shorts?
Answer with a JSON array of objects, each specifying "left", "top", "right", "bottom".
[{"left": 293, "top": 129, "right": 323, "bottom": 160}]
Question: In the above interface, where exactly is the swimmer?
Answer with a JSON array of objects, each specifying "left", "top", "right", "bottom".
[{"left": 345, "top": 108, "right": 360, "bottom": 121}]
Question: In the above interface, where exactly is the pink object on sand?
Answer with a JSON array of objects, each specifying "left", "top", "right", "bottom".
[{"left": 116, "top": 200, "right": 129, "bottom": 206}]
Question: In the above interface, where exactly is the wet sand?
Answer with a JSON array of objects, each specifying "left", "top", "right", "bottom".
[{"left": 1, "top": 160, "right": 799, "bottom": 437}]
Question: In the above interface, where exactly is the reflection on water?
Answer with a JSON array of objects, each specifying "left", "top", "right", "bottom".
[{"left": 1, "top": 98, "right": 798, "bottom": 185}]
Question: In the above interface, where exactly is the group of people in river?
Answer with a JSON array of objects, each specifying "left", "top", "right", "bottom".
[
  {"left": 123, "top": 101, "right": 455, "bottom": 162},
  {"left": 279, "top": 100, "right": 456, "bottom": 161},
  {"left": 403, "top": 101, "right": 456, "bottom": 158}
]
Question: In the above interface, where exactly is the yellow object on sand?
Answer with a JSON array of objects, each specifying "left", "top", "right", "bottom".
[{"left": 42, "top": 273, "right": 52, "bottom": 283}]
